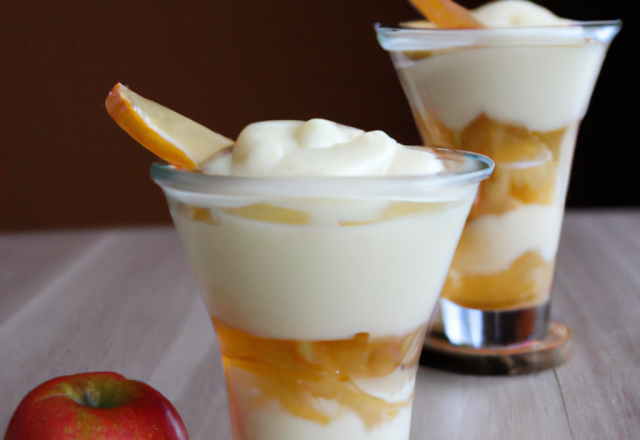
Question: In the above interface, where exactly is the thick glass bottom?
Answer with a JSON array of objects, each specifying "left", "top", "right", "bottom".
[
  {"left": 421, "top": 319, "right": 572, "bottom": 376},
  {"left": 439, "top": 298, "right": 550, "bottom": 347}
]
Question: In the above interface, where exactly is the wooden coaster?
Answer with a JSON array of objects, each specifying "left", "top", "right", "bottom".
[{"left": 420, "top": 320, "right": 573, "bottom": 375}]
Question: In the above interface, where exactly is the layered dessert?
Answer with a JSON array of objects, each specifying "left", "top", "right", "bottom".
[
  {"left": 378, "top": 0, "right": 619, "bottom": 311},
  {"left": 105, "top": 85, "right": 492, "bottom": 440},
  {"left": 168, "top": 119, "right": 482, "bottom": 439}
]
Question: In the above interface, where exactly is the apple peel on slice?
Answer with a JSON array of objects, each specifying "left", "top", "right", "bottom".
[
  {"left": 410, "top": 0, "right": 484, "bottom": 29},
  {"left": 106, "top": 83, "right": 234, "bottom": 170}
]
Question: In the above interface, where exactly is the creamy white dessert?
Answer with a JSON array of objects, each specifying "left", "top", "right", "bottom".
[
  {"left": 180, "top": 119, "right": 471, "bottom": 340},
  {"left": 378, "top": 0, "right": 618, "bottom": 310},
  {"left": 408, "top": 44, "right": 606, "bottom": 133},
  {"left": 157, "top": 118, "right": 485, "bottom": 440},
  {"left": 176, "top": 202, "right": 471, "bottom": 340},
  {"left": 472, "top": 0, "right": 572, "bottom": 27},
  {"left": 200, "top": 118, "right": 445, "bottom": 177}
]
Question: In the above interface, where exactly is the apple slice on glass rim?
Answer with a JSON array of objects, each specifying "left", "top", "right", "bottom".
[
  {"left": 409, "top": 0, "right": 484, "bottom": 28},
  {"left": 106, "top": 83, "right": 234, "bottom": 171}
]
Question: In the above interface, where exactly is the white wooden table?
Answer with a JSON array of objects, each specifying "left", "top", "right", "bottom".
[{"left": 1, "top": 210, "right": 639, "bottom": 439}]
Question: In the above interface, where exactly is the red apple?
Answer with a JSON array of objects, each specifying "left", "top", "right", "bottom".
[{"left": 4, "top": 372, "right": 189, "bottom": 440}]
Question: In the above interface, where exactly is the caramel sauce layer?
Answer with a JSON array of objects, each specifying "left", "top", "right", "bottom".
[
  {"left": 413, "top": 113, "right": 567, "bottom": 218},
  {"left": 460, "top": 114, "right": 563, "bottom": 219},
  {"left": 179, "top": 201, "right": 454, "bottom": 227},
  {"left": 213, "top": 318, "right": 426, "bottom": 430},
  {"left": 441, "top": 250, "right": 555, "bottom": 310},
  {"left": 413, "top": 110, "right": 569, "bottom": 310}
]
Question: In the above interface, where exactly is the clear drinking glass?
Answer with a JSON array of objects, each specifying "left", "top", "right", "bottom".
[
  {"left": 152, "top": 148, "right": 492, "bottom": 440},
  {"left": 377, "top": 21, "right": 620, "bottom": 347}
]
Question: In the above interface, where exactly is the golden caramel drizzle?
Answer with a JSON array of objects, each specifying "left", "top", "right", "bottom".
[
  {"left": 410, "top": 0, "right": 484, "bottom": 29},
  {"left": 339, "top": 201, "right": 450, "bottom": 226},
  {"left": 457, "top": 114, "right": 566, "bottom": 219},
  {"left": 176, "top": 202, "right": 311, "bottom": 226},
  {"left": 419, "top": 106, "right": 457, "bottom": 148},
  {"left": 401, "top": 50, "right": 435, "bottom": 62},
  {"left": 181, "top": 200, "right": 454, "bottom": 228},
  {"left": 221, "top": 203, "right": 311, "bottom": 225},
  {"left": 533, "top": 126, "right": 569, "bottom": 161},
  {"left": 441, "top": 250, "right": 555, "bottom": 309},
  {"left": 179, "top": 202, "right": 310, "bottom": 226},
  {"left": 508, "top": 160, "right": 557, "bottom": 205},
  {"left": 213, "top": 318, "right": 425, "bottom": 429},
  {"left": 461, "top": 114, "right": 552, "bottom": 164},
  {"left": 187, "top": 206, "right": 220, "bottom": 225}
]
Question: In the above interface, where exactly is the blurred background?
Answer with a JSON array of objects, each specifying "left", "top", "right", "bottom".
[{"left": 0, "top": 0, "right": 636, "bottom": 231}]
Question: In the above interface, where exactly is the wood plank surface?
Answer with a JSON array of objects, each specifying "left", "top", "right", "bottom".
[
  {"left": 1, "top": 211, "right": 638, "bottom": 439},
  {"left": 552, "top": 211, "right": 640, "bottom": 439},
  {"left": 0, "top": 229, "right": 110, "bottom": 326}
]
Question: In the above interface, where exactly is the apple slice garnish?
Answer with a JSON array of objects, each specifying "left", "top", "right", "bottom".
[
  {"left": 106, "top": 83, "right": 234, "bottom": 171},
  {"left": 410, "top": 0, "right": 485, "bottom": 28}
]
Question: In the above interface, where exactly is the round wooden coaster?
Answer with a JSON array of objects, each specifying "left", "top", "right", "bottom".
[{"left": 420, "top": 320, "right": 573, "bottom": 376}]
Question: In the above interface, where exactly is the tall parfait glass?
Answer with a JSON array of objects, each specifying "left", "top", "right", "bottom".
[
  {"left": 377, "top": 22, "right": 620, "bottom": 356},
  {"left": 152, "top": 147, "right": 492, "bottom": 440}
]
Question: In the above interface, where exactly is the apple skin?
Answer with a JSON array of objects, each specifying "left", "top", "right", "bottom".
[{"left": 4, "top": 372, "right": 189, "bottom": 440}]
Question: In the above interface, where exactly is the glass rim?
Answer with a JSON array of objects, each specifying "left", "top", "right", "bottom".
[
  {"left": 151, "top": 147, "right": 493, "bottom": 200},
  {"left": 376, "top": 20, "right": 622, "bottom": 50}
]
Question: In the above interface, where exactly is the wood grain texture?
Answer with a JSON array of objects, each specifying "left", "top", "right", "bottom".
[
  {"left": 1, "top": 211, "right": 638, "bottom": 439},
  {"left": 552, "top": 211, "right": 640, "bottom": 439},
  {"left": 0, "top": 229, "right": 109, "bottom": 326}
]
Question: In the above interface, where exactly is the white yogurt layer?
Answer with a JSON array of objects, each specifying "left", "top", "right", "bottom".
[
  {"left": 352, "top": 367, "right": 417, "bottom": 403},
  {"left": 172, "top": 196, "right": 473, "bottom": 340},
  {"left": 201, "top": 119, "right": 444, "bottom": 176},
  {"left": 171, "top": 118, "right": 481, "bottom": 339},
  {"left": 452, "top": 204, "right": 564, "bottom": 274},
  {"left": 387, "top": 1, "right": 609, "bottom": 132},
  {"left": 399, "top": 44, "right": 606, "bottom": 132},
  {"left": 240, "top": 404, "right": 413, "bottom": 440}
]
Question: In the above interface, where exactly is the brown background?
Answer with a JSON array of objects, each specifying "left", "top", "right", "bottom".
[{"left": 0, "top": 0, "right": 636, "bottom": 231}]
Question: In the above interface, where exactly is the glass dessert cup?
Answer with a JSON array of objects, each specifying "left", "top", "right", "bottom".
[
  {"left": 152, "top": 148, "right": 492, "bottom": 440},
  {"left": 377, "top": 22, "right": 620, "bottom": 359}
]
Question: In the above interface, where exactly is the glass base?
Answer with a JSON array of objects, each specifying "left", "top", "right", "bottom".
[
  {"left": 439, "top": 298, "right": 550, "bottom": 347},
  {"left": 420, "top": 319, "right": 572, "bottom": 376}
]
